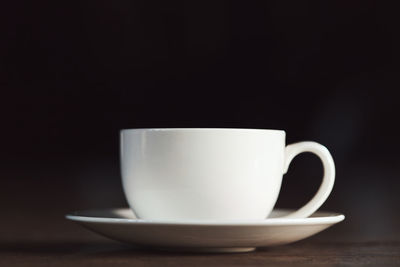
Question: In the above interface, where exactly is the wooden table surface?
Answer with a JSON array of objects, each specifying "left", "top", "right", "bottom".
[
  {"left": 1, "top": 163, "right": 399, "bottom": 266},
  {"left": 2, "top": 238, "right": 399, "bottom": 267}
]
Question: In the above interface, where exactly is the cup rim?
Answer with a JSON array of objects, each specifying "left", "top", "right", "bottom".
[{"left": 120, "top": 128, "right": 285, "bottom": 134}]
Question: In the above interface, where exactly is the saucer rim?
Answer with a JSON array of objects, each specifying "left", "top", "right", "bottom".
[{"left": 66, "top": 208, "right": 345, "bottom": 226}]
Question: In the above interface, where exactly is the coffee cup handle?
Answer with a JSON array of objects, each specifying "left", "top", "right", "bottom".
[{"left": 280, "top": 141, "right": 335, "bottom": 218}]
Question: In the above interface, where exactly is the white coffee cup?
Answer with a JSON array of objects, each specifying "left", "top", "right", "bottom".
[{"left": 121, "top": 128, "right": 335, "bottom": 221}]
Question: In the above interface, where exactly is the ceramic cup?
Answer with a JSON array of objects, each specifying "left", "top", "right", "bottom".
[{"left": 121, "top": 128, "right": 335, "bottom": 221}]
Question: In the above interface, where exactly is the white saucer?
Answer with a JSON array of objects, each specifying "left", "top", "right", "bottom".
[{"left": 66, "top": 208, "right": 344, "bottom": 253}]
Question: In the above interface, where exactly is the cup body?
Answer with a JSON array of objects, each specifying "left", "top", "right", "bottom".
[{"left": 121, "top": 128, "right": 285, "bottom": 221}]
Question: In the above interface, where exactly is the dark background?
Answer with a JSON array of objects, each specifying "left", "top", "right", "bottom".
[{"left": 1, "top": 0, "right": 399, "bottom": 245}]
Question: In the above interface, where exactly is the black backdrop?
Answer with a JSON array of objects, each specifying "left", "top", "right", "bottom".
[{"left": 1, "top": 1, "right": 399, "bottom": 241}]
